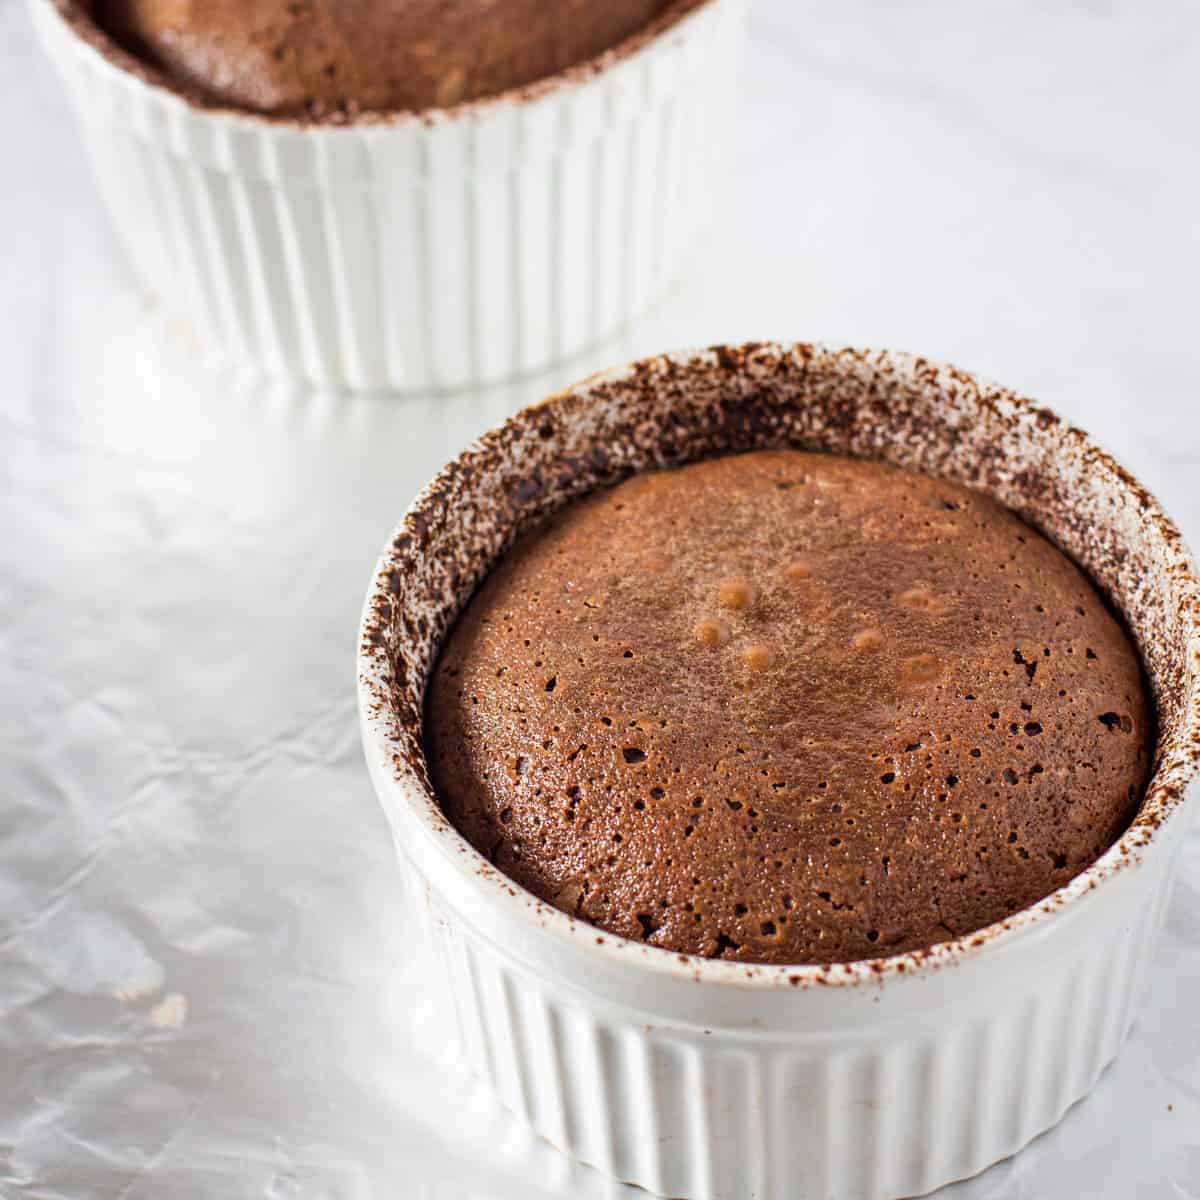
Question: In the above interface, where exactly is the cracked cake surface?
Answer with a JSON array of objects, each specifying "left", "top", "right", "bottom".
[{"left": 426, "top": 448, "right": 1151, "bottom": 966}]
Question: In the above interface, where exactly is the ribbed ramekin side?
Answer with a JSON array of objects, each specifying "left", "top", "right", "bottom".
[
  {"left": 411, "top": 850, "right": 1171, "bottom": 1200},
  {"left": 32, "top": 0, "right": 742, "bottom": 392}
]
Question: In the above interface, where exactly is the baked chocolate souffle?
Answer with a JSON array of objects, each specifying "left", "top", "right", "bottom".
[
  {"left": 88, "top": 0, "right": 696, "bottom": 117},
  {"left": 427, "top": 448, "right": 1150, "bottom": 966}
]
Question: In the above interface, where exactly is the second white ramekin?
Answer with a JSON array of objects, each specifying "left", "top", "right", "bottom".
[
  {"left": 30, "top": 0, "right": 743, "bottom": 392},
  {"left": 359, "top": 344, "right": 1200, "bottom": 1199}
]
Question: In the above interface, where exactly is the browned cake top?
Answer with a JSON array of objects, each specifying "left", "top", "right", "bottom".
[
  {"left": 90, "top": 0, "right": 684, "bottom": 117},
  {"left": 427, "top": 449, "right": 1151, "bottom": 966}
]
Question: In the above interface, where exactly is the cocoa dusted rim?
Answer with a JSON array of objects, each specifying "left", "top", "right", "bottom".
[
  {"left": 358, "top": 342, "right": 1200, "bottom": 988},
  {"left": 46, "top": 0, "right": 713, "bottom": 129}
]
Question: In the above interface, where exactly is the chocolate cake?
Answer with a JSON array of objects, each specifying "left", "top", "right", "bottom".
[
  {"left": 88, "top": 0, "right": 693, "bottom": 117},
  {"left": 427, "top": 449, "right": 1151, "bottom": 966}
]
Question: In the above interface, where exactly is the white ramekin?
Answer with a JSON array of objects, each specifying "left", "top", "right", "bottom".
[
  {"left": 358, "top": 344, "right": 1200, "bottom": 1200},
  {"left": 30, "top": 0, "right": 743, "bottom": 393}
]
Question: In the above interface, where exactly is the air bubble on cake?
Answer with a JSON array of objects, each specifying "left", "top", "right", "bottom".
[{"left": 717, "top": 577, "right": 757, "bottom": 611}]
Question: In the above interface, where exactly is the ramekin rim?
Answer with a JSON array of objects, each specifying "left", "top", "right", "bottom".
[{"left": 357, "top": 342, "right": 1200, "bottom": 991}]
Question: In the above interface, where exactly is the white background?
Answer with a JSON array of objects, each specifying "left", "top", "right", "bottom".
[{"left": 2, "top": 1, "right": 1198, "bottom": 1196}]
